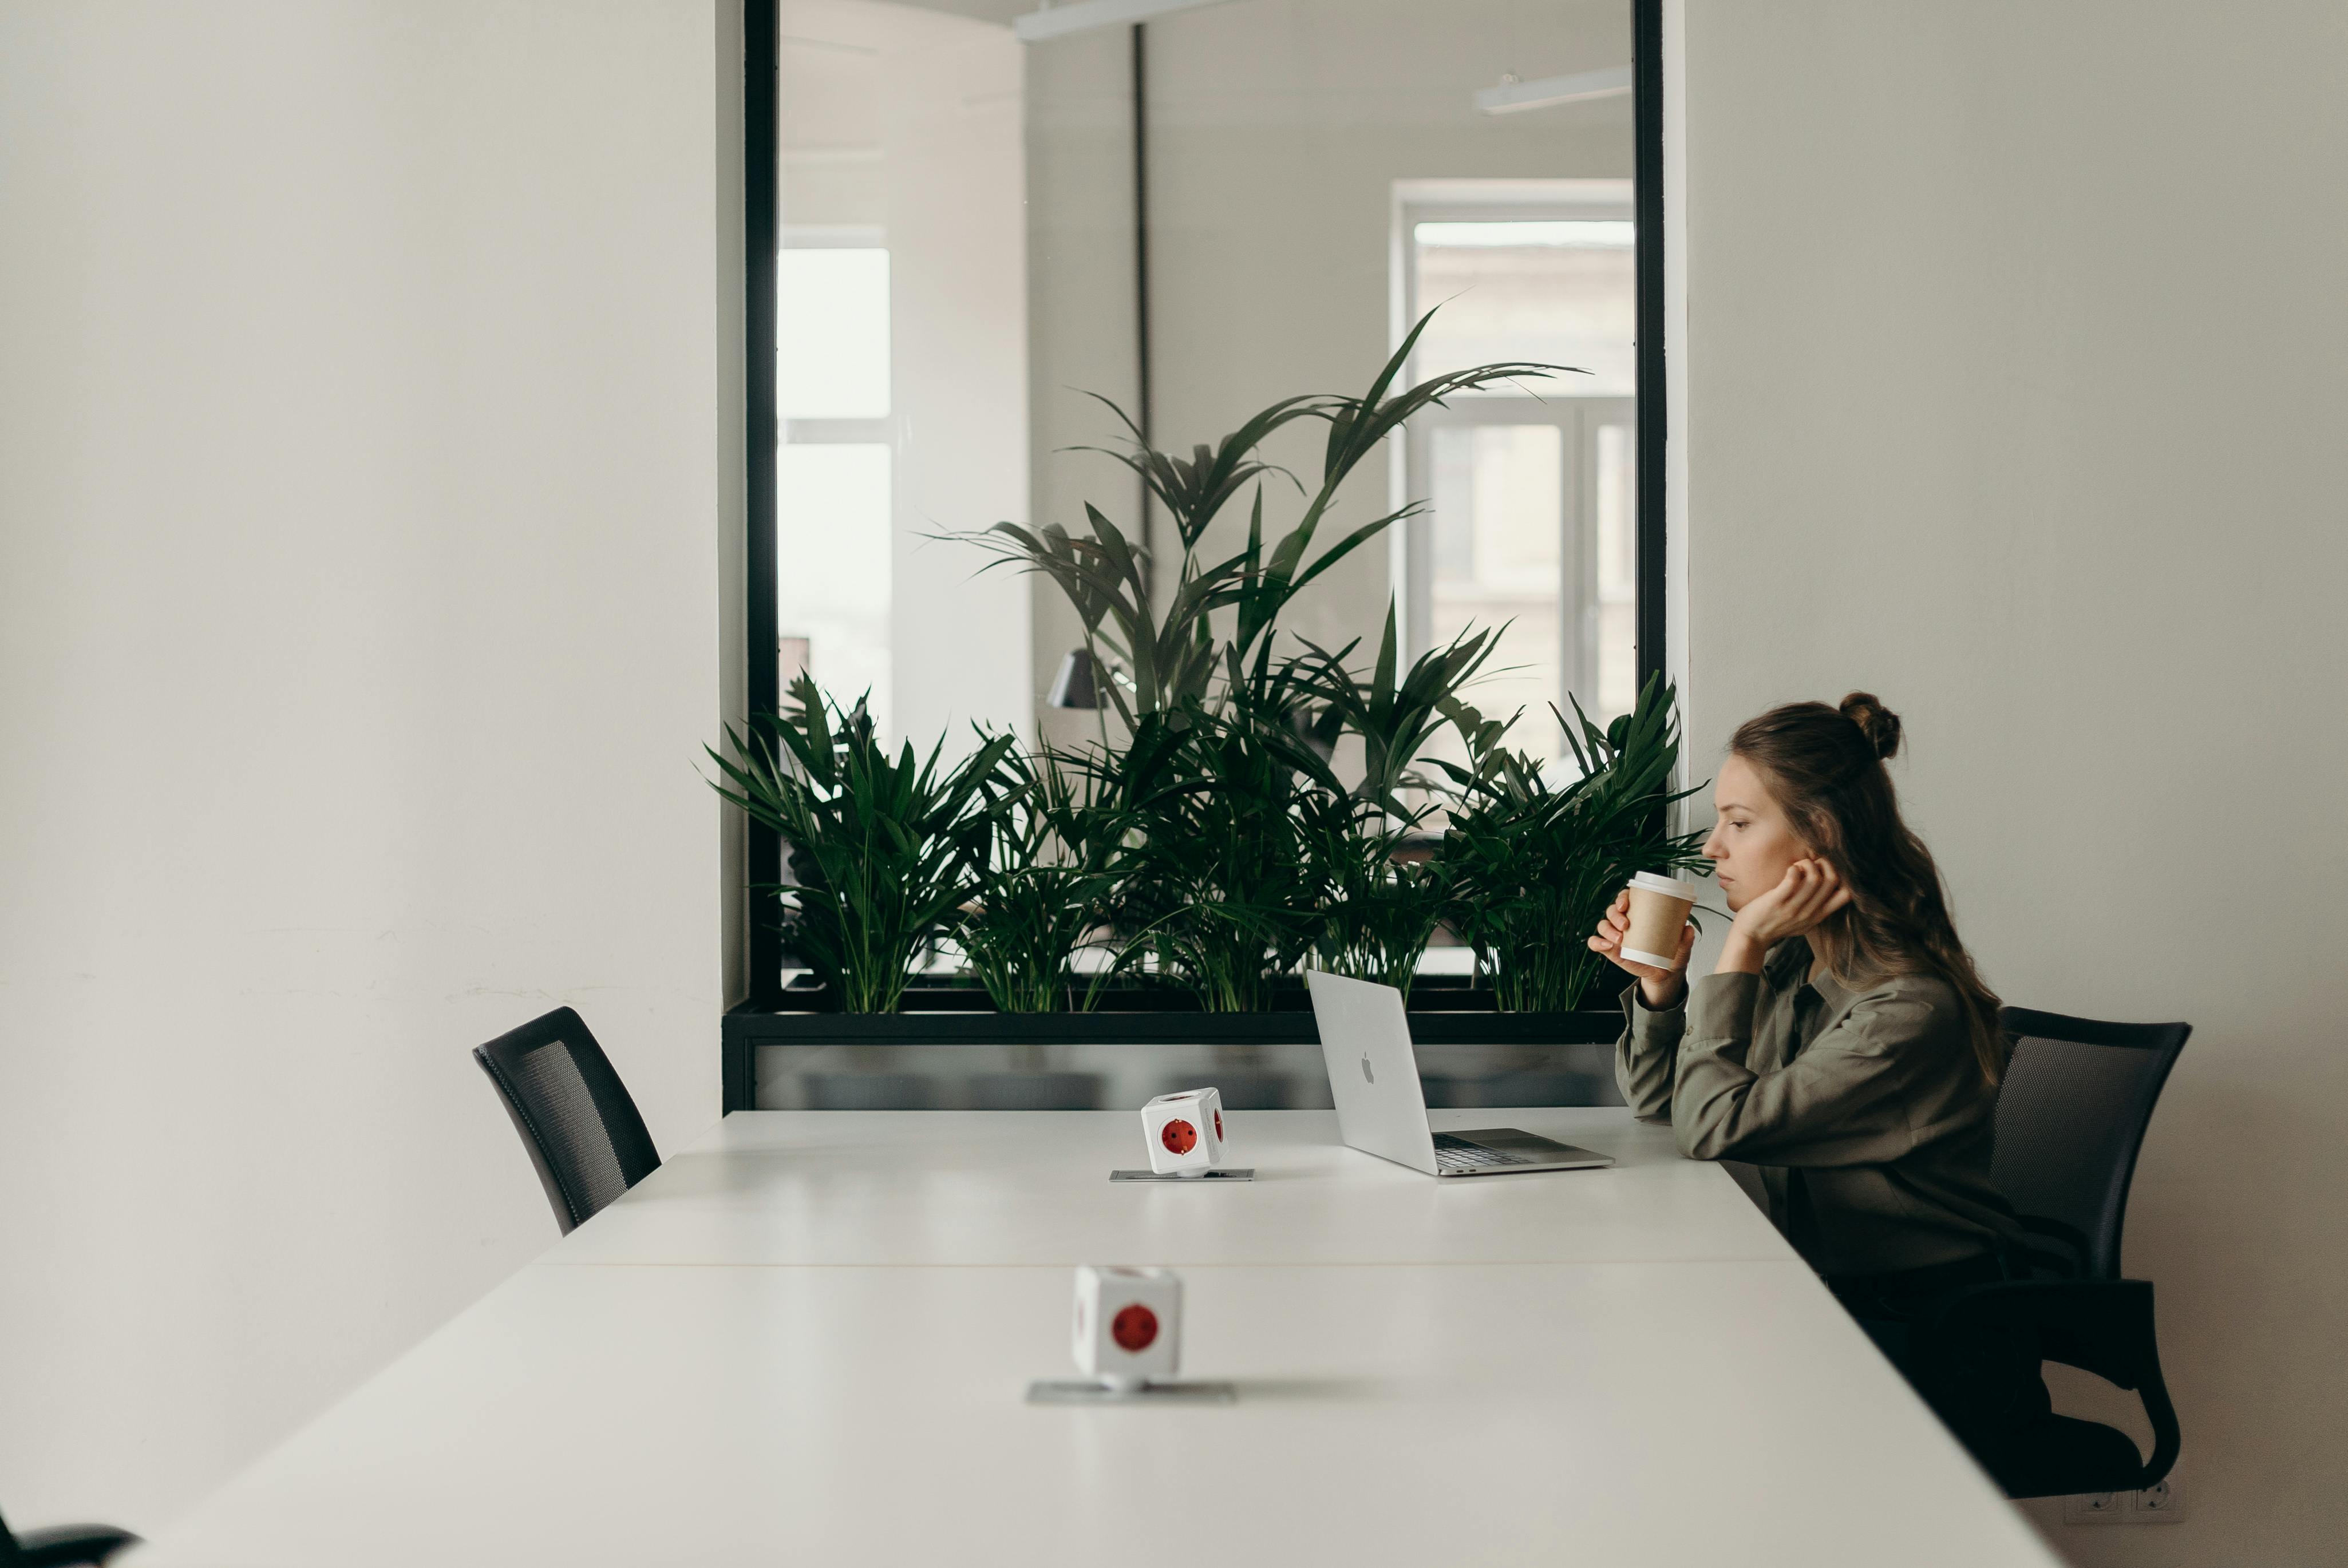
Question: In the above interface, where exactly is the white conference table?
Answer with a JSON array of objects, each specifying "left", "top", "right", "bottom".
[
  {"left": 547, "top": 1108, "right": 1791, "bottom": 1267},
  {"left": 131, "top": 1111, "right": 2062, "bottom": 1568}
]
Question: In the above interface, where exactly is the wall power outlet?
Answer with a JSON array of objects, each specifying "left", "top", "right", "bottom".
[
  {"left": 2135, "top": 1476, "right": 2187, "bottom": 1521},
  {"left": 2063, "top": 1474, "right": 2186, "bottom": 1526}
]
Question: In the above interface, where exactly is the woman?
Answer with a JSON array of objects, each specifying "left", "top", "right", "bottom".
[{"left": 1592, "top": 692, "right": 2043, "bottom": 1455}]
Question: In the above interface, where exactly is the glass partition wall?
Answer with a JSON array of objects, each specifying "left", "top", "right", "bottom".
[
  {"left": 769, "top": 2, "right": 1031, "bottom": 753},
  {"left": 739, "top": 0, "right": 1665, "bottom": 1110}
]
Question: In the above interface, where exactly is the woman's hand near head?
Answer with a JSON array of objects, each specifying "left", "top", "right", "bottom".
[
  {"left": 1717, "top": 858, "right": 1851, "bottom": 975},
  {"left": 1589, "top": 889, "right": 1695, "bottom": 1010}
]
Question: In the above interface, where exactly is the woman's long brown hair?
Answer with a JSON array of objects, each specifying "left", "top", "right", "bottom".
[{"left": 1729, "top": 694, "right": 2006, "bottom": 1084}]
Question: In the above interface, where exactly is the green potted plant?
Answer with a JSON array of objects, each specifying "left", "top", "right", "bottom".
[
  {"left": 954, "top": 747, "right": 1126, "bottom": 1013},
  {"left": 1098, "top": 672, "right": 1339, "bottom": 1013},
  {"left": 948, "top": 311, "right": 1568, "bottom": 1012},
  {"left": 713, "top": 307, "right": 1715, "bottom": 1037},
  {"left": 1436, "top": 674, "right": 1710, "bottom": 1013},
  {"left": 706, "top": 674, "right": 1016, "bottom": 1013},
  {"left": 965, "top": 307, "right": 1563, "bottom": 727},
  {"left": 1293, "top": 604, "right": 1499, "bottom": 998}
]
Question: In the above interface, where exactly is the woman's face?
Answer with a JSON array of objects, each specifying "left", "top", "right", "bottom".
[{"left": 1702, "top": 754, "right": 1809, "bottom": 913}]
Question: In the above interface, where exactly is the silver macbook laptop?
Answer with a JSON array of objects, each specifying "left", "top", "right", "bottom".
[{"left": 1305, "top": 969, "right": 1615, "bottom": 1177}]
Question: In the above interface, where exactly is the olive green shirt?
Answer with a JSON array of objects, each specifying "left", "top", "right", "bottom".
[{"left": 1614, "top": 937, "right": 2020, "bottom": 1278}]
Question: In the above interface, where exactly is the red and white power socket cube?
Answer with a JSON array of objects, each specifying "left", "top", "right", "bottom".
[
  {"left": 1141, "top": 1087, "right": 1226, "bottom": 1177},
  {"left": 1072, "top": 1264, "right": 1182, "bottom": 1390}
]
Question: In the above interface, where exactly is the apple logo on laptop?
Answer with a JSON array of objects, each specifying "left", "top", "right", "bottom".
[{"left": 1360, "top": 1054, "right": 1375, "bottom": 1084}]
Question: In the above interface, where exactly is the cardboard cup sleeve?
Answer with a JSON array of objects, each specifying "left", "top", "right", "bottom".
[{"left": 1619, "top": 872, "right": 1702, "bottom": 968}]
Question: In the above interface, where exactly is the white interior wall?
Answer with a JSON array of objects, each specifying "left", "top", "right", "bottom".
[
  {"left": 0, "top": 0, "right": 738, "bottom": 1531},
  {"left": 1678, "top": 2, "right": 2348, "bottom": 1561},
  {"left": 1022, "top": 0, "right": 1633, "bottom": 742}
]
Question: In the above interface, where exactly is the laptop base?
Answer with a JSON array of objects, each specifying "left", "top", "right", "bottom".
[{"left": 1433, "top": 1128, "right": 1614, "bottom": 1176}]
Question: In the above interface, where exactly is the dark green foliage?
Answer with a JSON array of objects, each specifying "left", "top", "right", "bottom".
[
  {"left": 706, "top": 307, "right": 1710, "bottom": 1014},
  {"left": 1287, "top": 604, "right": 1498, "bottom": 996},
  {"left": 705, "top": 675, "right": 1016, "bottom": 1014},
  {"left": 961, "top": 307, "right": 1568, "bottom": 726},
  {"left": 1296, "top": 602, "right": 1498, "bottom": 816},
  {"left": 955, "top": 749, "right": 1127, "bottom": 1013},
  {"left": 1435, "top": 674, "right": 1710, "bottom": 1013},
  {"left": 1297, "top": 791, "right": 1450, "bottom": 999},
  {"left": 1104, "top": 676, "right": 1341, "bottom": 1013}
]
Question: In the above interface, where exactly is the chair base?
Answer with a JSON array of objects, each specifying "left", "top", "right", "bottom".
[{"left": 1973, "top": 1415, "right": 2151, "bottom": 1501}]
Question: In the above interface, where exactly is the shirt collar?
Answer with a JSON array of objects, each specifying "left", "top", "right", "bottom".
[
  {"left": 1764, "top": 936, "right": 1813, "bottom": 987},
  {"left": 1766, "top": 936, "right": 1855, "bottom": 1007}
]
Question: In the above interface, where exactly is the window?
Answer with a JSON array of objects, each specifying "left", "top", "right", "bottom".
[
  {"left": 768, "top": 23, "right": 899, "bottom": 736},
  {"left": 742, "top": 9, "right": 1668, "bottom": 1009},
  {"left": 778, "top": 248, "right": 891, "bottom": 418},
  {"left": 1397, "top": 183, "right": 1639, "bottom": 776},
  {"left": 777, "top": 242, "right": 894, "bottom": 735}
]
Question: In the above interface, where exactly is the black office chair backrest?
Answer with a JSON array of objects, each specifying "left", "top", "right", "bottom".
[
  {"left": 0, "top": 1499, "right": 139, "bottom": 1568},
  {"left": 473, "top": 1007, "right": 661, "bottom": 1234},
  {"left": 1991, "top": 1007, "right": 2190, "bottom": 1281}
]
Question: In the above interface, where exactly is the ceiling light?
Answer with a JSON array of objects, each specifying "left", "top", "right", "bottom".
[
  {"left": 1013, "top": 0, "right": 1242, "bottom": 43},
  {"left": 1475, "top": 65, "right": 1632, "bottom": 116}
]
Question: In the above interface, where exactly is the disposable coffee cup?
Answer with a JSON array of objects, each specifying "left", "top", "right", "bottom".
[{"left": 1619, "top": 872, "right": 1702, "bottom": 969}]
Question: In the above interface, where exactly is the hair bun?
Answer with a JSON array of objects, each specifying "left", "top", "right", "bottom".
[{"left": 1839, "top": 691, "right": 1902, "bottom": 760}]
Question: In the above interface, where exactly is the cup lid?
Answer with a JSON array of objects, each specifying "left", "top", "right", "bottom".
[{"left": 1628, "top": 871, "right": 1703, "bottom": 900}]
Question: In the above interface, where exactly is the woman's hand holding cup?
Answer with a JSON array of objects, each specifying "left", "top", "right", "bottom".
[{"left": 1590, "top": 887, "right": 1695, "bottom": 1010}]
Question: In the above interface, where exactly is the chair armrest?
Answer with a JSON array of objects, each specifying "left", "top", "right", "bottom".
[
  {"left": 17, "top": 1525, "right": 140, "bottom": 1568},
  {"left": 1922, "top": 1278, "right": 2179, "bottom": 1490}
]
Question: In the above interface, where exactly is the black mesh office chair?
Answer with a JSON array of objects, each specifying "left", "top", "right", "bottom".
[
  {"left": 472, "top": 1007, "right": 661, "bottom": 1235},
  {"left": 0, "top": 1502, "right": 137, "bottom": 1568},
  {"left": 1919, "top": 1006, "right": 2191, "bottom": 1500}
]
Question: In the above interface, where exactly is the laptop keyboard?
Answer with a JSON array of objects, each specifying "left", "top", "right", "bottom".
[{"left": 1433, "top": 1134, "right": 1533, "bottom": 1171}]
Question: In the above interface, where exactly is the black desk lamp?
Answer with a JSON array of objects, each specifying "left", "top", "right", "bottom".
[{"left": 1048, "top": 647, "right": 1105, "bottom": 710}]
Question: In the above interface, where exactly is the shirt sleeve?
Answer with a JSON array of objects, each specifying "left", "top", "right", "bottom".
[
  {"left": 1612, "top": 977, "right": 1684, "bottom": 1122},
  {"left": 1670, "top": 972, "right": 1959, "bottom": 1166}
]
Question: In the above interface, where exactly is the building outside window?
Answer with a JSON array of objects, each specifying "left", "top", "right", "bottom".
[{"left": 1397, "top": 180, "right": 1637, "bottom": 778}]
